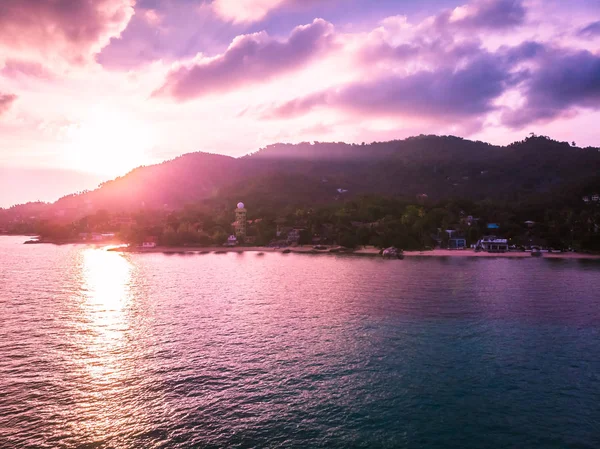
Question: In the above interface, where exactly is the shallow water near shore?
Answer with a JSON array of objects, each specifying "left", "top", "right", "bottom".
[{"left": 1, "top": 236, "right": 599, "bottom": 448}]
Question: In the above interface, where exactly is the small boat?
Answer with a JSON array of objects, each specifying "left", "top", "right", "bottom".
[{"left": 282, "top": 249, "right": 292, "bottom": 254}]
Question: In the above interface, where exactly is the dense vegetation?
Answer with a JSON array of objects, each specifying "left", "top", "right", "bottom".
[{"left": 1, "top": 134, "right": 599, "bottom": 251}]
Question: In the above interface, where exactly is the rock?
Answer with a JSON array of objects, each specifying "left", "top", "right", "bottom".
[{"left": 382, "top": 247, "right": 404, "bottom": 259}]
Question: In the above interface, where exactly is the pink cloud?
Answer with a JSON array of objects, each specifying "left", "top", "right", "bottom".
[
  {"left": 155, "top": 18, "right": 336, "bottom": 100},
  {"left": 0, "top": 93, "right": 17, "bottom": 116},
  {"left": 1, "top": 59, "right": 55, "bottom": 80},
  {"left": 0, "top": 0, "right": 134, "bottom": 63},
  {"left": 212, "top": 0, "right": 288, "bottom": 23}
]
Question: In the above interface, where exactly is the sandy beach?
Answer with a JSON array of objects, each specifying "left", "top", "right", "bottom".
[{"left": 112, "top": 245, "right": 600, "bottom": 260}]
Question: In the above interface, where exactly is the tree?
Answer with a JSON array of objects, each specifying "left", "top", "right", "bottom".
[
  {"left": 298, "top": 229, "right": 312, "bottom": 245},
  {"left": 339, "top": 232, "right": 358, "bottom": 249},
  {"left": 212, "top": 229, "right": 228, "bottom": 245}
]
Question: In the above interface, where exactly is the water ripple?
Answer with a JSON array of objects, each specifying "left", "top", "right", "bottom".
[{"left": 1, "top": 237, "right": 600, "bottom": 448}]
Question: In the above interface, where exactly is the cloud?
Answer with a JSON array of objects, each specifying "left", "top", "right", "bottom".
[
  {"left": 577, "top": 21, "right": 600, "bottom": 38},
  {"left": 155, "top": 18, "right": 335, "bottom": 100},
  {"left": 268, "top": 53, "right": 515, "bottom": 123},
  {"left": 1, "top": 59, "right": 55, "bottom": 80},
  {"left": 502, "top": 49, "right": 600, "bottom": 127},
  {"left": 0, "top": 0, "right": 134, "bottom": 64},
  {"left": 436, "top": 0, "right": 526, "bottom": 31},
  {"left": 0, "top": 93, "right": 17, "bottom": 116},
  {"left": 212, "top": 0, "right": 288, "bottom": 23},
  {"left": 97, "top": 1, "right": 228, "bottom": 70},
  {"left": 358, "top": 0, "right": 527, "bottom": 67}
]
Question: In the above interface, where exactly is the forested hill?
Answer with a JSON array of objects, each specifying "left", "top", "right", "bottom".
[{"left": 2, "top": 135, "right": 600, "bottom": 219}]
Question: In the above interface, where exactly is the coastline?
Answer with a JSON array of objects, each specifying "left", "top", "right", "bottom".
[
  {"left": 111, "top": 245, "right": 600, "bottom": 260},
  {"left": 13, "top": 237, "right": 600, "bottom": 260}
]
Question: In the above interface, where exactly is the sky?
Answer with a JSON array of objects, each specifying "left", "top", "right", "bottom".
[{"left": 1, "top": 0, "right": 599, "bottom": 207}]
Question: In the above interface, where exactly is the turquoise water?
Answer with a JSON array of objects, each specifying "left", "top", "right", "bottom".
[{"left": 1, "top": 236, "right": 599, "bottom": 448}]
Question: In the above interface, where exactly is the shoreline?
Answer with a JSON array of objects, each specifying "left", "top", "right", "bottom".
[
  {"left": 11, "top": 237, "right": 600, "bottom": 260},
  {"left": 111, "top": 245, "right": 600, "bottom": 260}
]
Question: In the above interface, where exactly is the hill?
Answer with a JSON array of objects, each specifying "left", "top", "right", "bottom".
[{"left": 1, "top": 134, "right": 599, "bottom": 224}]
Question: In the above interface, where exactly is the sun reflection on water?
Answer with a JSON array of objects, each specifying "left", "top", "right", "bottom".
[
  {"left": 82, "top": 247, "right": 132, "bottom": 309},
  {"left": 71, "top": 247, "right": 139, "bottom": 442},
  {"left": 78, "top": 247, "right": 134, "bottom": 374}
]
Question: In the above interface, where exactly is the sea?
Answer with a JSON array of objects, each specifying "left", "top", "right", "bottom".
[{"left": 1, "top": 236, "right": 599, "bottom": 448}]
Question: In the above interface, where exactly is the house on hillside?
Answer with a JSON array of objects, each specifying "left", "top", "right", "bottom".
[
  {"left": 287, "top": 228, "right": 305, "bottom": 245},
  {"left": 476, "top": 236, "right": 508, "bottom": 252},
  {"left": 91, "top": 233, "right": 103, "bottom": 242},
  {"left": 142, "top": 236, "right": 157, "bottom": 248},
  {"left": 449, "top": 238, "right": 467, "bottom": 249},
  {"left": 226, "top": 235, "right": 238, "bottom": 246}
]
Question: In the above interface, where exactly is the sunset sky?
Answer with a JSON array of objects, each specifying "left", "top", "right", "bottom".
[{"left": 1, "top": 0, "right": 599, "bottom": 206}]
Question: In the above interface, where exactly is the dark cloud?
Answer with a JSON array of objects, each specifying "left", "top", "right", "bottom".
[
  {"left": 577, "top": 21, "right": 600, "bottom": 38},
  {"left": 268, "top": 53, "right": 515, "bottom": 122},
  {"left": 0, "top": 0, "right": 134, "bottom": 62},
  {"left": 154, "top": 19, "right": 335, "bottom": 100},
  {"left": 502, "top": 49, "right": 600, "bottom": 128},
  {"left": 0, "top": 93, "right": 17, "bottom": 116},
  {"left": 435, "top": 0, "right": 526, "bottom": 31},
  {"left": 501, "top": 40, "right": 546, "bottom": 64}
]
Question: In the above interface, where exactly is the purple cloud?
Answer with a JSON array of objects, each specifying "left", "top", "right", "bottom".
[
  {"left": 502, "top": 49, "right": 600, "bottom": 128},
  {"left": 98, "top": 1, "right": 232, "bottom": 70},
  {"left": 435, "top": 0, "right": 526, "bottom": 31},
  {"left": 578, "top": 21, "right": 600, "bottom": 38},
  {"left": 268, "top": 53, "right": 515, "bottom": 122},
  {"left": 0, "top": 93, "right": 17, "bottom": 116},
  {"left": 154, "top": 18, "right": 335, "bottom": 100}
]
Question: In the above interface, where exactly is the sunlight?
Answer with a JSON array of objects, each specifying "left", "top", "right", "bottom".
[
  {"left": 81, "top": 247, "right": 133, "bottom": 343},
  {"left": 64, "top": 106, "right": 155, "bottom": 177}
]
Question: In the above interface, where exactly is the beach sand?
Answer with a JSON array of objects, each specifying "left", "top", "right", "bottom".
[{"left": 112, "top": 246, "right": 600, "bottom": 260}]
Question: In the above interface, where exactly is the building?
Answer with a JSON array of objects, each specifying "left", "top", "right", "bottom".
[
  {"left": 287, "top": 228, "right": 305, "bottom": 245},
  {"left": 476, "top": 236, "right": 508, "bottom": 252},
  {"left": 234, "top": 202, "right": 247, "bottom": 238},
  {"left": 142, "top": 236, "right": 157, "bottom": 248},
  {"left": 449, "top": 238, "right": 467, "bottom": 249},
  {"left": 226, "top": 235, "right": 238, "bottom": 246},
  {"left": 91, "top": 233, "right": 103, "bottom": 242},
  {"left": 592, "top": 194, "right": 600, "bottom": 202},
  {"left": 583, "top": 196, "right": 590, "bottom": 203}
]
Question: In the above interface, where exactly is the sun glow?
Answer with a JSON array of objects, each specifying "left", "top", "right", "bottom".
[{"left": 64, "top": 107, "right": 155, "bottom": 177}]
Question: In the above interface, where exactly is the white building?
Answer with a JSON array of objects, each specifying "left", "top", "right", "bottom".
[
  {"left": 141, "top": 236, "right": 157, "bottom": 248},
  {"left": 476, "top": 236, "right": 509, "bottom": 252}
]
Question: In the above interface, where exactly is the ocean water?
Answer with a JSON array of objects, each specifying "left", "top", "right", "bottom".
[{"left": 1, "top": 236, "right": 599, "bottom": 449}]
